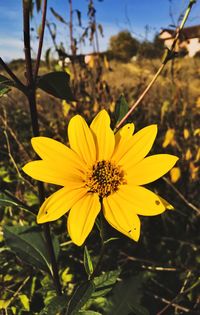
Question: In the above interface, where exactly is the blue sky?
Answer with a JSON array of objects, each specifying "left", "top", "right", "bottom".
[{"left": 0, "top": 0, "right": 200, "bottom": 61}]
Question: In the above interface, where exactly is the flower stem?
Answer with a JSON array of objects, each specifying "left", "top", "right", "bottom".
[
  {"left": 116, "top": 0, "right": 196, "bottom": 130},
  {"left": 22, "top": 0, "right": 62, "bottom": 295}
]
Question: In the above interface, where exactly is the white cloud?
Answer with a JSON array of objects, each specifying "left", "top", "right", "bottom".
[{"left": 0, "top": 38, "right": 23, "bottom": 61}]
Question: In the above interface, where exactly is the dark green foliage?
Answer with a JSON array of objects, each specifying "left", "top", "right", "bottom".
[
  {"left": 3, "top": 225, "right": 60, "bottom": 273},
  {"left": 37, "top": 72, "right": 75, "bottom": 100},
  {"left": 66, "top": 281, "right": 95, "bottom": 315},
  {"left": 114, "top": 94, "right": 129, "bottom": 125},
  {"left": 106, "top": 275, "right": 149, "bottom": 315},
  {"left": 92, "top": 269, "right": 121, "bottom": 298}
]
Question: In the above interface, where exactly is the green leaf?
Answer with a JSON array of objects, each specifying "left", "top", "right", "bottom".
[
  {"left": 0, "top": 74, "right": 14, "bottom": 95},
  {"left": 0, "top": 194, "right": 36, "bottom": 216},
  {"left": 114, "top": 94, "right": 129, "bottom": 124},
  {"left": 45, "top": 48, "right": 51, "bottom": 69},
  {"left": 37, "top": 72, "right": 75, "bottom": 101},
  {"left": 0, "top": 74, "right": 14, "bottom": 86},
  {"left": 66, "top": 281, "right": 95, "bottom": 315},
  {"left": 40, "top": 295, "right": 68, "bottom": 315},
  {"left": 0, "top": 196, "right": 34, "bottom": 212},
  {"left": 19, "top": 294, "right": 30, "bottom": 311},
  {"left": 50, "top": 7, "right": 68, "bottom": 25},
  {"left": 76, "top": 10, "right": 82, "bottom": 27},
  {"left": 84, "top": 246, "right": 94, "bottom": 276},
  {"left": 0, "top": 198, "right": 23, "bottom": 208},
  {"left": 0, "top": 86, "right": 10, "bottom": 97},
  {"left": 106, "top": 274, "right": 149, "bottom": 315},
  {"left": 92, "top": 270, "right": 121, "bottom": 298},
  {"left": 3, "top": 225, "right": 59, "bottom": 274}
]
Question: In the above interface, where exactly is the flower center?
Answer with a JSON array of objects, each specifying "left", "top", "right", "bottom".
[{"left": 85, "top": 160, "right": 126, "bottom": 197}]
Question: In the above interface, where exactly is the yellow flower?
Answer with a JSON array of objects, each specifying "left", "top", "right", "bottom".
[
  {"left": 170, "top": 167, "right": 181, "bottom": 183},
  {"left": 23, "top": 110, "right": 178, "bottom": 246},
  {"left": 162, "top": 128, "right": 176, "bottom": 148}
]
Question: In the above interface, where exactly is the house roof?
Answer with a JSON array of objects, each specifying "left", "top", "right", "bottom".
[{"left": 159, "top": 25, "right": 200, "bottom": 40}]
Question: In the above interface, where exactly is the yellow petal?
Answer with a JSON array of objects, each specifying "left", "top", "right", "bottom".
[
  {"left": 67, "top": 193, "right": 101, "bottom": 246},
  {"left": 162, "top": 129, "right": 175, "bottom": 148},
  {"left": 23, "top": 160, "right": 84, "bottom": 186},
  {"left": 90, "top": 110, "right": 115, "bottom": 160},
  {"left": 31, "top": 137, "right": 86, "bottom": 170},
  {"left": 170, "top": 167, "right": 181, "bottom": 183},
  {"left": 114, "top": 123, "right": 135, "bottom": 151},
  {"left": 103, "top": 195, "right": 141, "bottom": 241},
  {"left": 37, "top": 187, "right": 87, "bottom": 223},
  {"left": 113, "top": 125, "right": 157, "bottom": 168},
  {"left": 115, "top": 185, "right": 166, "bottom": 215},
  {"left": 68, "top": 115, "right": 96, "bottom": 166},
  {"left": 127, "top": 154, "right": 179, "bottom": 185}
]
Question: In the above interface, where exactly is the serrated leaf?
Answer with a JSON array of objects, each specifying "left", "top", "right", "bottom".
[
  {"left": 37, "top": 71, "right": 75, "bottom": 101},
  {"left": 3, "top": 225, "right": 59, "bottom": 274},
  {"left": 106, "top": 274, "right": 149, "bottom": 315},
  {"left": 92, "top": 270, "right": 121, "bottom": 298},
  {"left": 114, "top": 94, "right": 129, "bottom": 124},
  {"left": 84, "top": 246, "right": 94, "bottom": 276},
  {"left": 66, "top": 281, "right": 95, "bottom": 315}
]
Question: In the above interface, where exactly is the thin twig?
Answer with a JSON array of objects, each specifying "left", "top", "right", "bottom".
[
  {"left": 115, "top": 0, "right": 196, "bottom": 130},
  {"left": 163, "top": 176, "right": 200, "bottom": 214},
  {"left": 154, "top": 294, "right": 191, "bottom": 314},
  {"left": 34, "top": 0, "right": 48, "bottom": 79},
  {"left": 156, "top": 276, "right": 200, "bottom": 315}
]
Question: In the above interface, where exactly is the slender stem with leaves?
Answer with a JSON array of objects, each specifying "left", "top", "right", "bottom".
[{"left": 22, "top": 0, "right": 62, "bottom": 296}]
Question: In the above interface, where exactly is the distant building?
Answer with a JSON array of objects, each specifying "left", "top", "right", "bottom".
[{"left": 159, "top": 25, "right": 200, "bottom": 57}]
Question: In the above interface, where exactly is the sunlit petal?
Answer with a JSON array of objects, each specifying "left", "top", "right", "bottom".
[
  {"left": 116, "top": 185, "right": 166, "bottom": 215},
  {"left": 31, "top": 137, "right": 86, "bottom": 170},
  {"left": 127, "top": 154, "right": 179, "bottom": 185},
  {"left": 103, "top": 194, "right": 141, "bottom": 241},
  {"left": 90, "top": 110, "right": 115, "bottom": 160},
  {"left": 67, "top": 193, "right": 101, "bottom": 246},
  {"left": 113, "top": 125, "right": 157, "bottom": 167},
  {"left": 23, "top": 160, "right": 84, "bottom": 186},
  {"left": 68, "top": 115, "right": 96, "bottom": 165},
  {"left": 114, "top": 123, "right": 135, "bottom": 151},
  {"left": 37, "top": 187, "right": 87, "bottom": 223}
]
